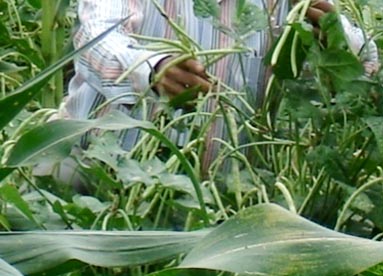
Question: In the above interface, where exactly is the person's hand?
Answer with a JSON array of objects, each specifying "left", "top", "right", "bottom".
[
  {"left": 305, "top": 0, "right": 335, "bottom": 26},
  {"left": 153, "top": 56, "right": 211, "bottom": 98}
]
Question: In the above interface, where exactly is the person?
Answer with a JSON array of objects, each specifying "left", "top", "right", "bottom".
[{"left": 49, "top": 0, "right": 379, "bottom": 187}]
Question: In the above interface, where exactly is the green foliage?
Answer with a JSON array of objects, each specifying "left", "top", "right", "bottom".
[
  {"left": 0, "top": 230, "right": 207, "bottom": 275},
  {"left": 0, "top": 0, "right": 74, "bottom": 107},
  {"left": 0, "top": 0, "right": 383, "bottom": 275},
  {"left": 179, "top": 204, "right": 383, "bottom": 276},
  {"left": 2, "top": 204, "right": 383, "bottom": 275},
  {"left": 264, "top": 22, "right": 311, "bottom": 79},
  {"left": 192, "top": 0, "right": 268, "bottom": 37},
  {"left": 233, "top": 1, "right": 268, "bottom": 36},
  {"left": 0, "top": 16, "right": 131, "bottom": 132},
  {"left": 0, "top": 184, "right": 40, "bottom": 228},
  {"left": 192, "top": 0, "right": 220, "bottom": 19}
]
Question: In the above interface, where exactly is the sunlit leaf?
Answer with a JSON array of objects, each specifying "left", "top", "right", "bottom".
[{"left": 179, "top": 204, "right": 383, "bottom": 276}]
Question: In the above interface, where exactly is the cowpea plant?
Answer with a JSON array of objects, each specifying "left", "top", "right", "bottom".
[{"left": 1, "top": 0, "right": 383, "bottom": 275}]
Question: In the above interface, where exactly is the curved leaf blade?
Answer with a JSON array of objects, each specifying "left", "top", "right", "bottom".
[
  {"left": 0, "top": 230, "right": 209, "bottom": 275},
  {"left": 180, "top": 204, "right": 383, "bottom": 276},
  {"left": 5, "top": 111, "right": 154, "bottom": 167},
  {"left": 0, "top": 185, "right": 40, "bottom": 228}
]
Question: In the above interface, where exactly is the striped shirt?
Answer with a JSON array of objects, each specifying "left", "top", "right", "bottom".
[{"left": 64, "top": 0, "right": 378, "bottom": 173}]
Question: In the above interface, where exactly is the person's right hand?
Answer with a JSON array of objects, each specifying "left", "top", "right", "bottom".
[
  {"left": 305, "top": 0, "right": 335, "bottom": 25},
  {"left": 153, "top": 56, "right": 212, "bottom": 98}
]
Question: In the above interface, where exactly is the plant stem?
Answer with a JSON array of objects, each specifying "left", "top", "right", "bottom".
[
  {"left": 335, "top": 175, "right": 383, "bottom": 231},
  {"left": 41, "top": 0, "right": 57, "bottom": 107}
]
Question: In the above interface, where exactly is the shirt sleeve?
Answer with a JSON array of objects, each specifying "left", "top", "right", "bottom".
[
  {"left": 339, "top": 15, "right": 379, "bottom": 63},
  {"left": 327, "top": 0, "right": 379, "bottom": 74},
  {"left": 75, "top": 0, "right": 166, "bottom": 100}
]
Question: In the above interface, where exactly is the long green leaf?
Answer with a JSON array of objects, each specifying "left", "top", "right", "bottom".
[
  {"left": 0, "top": 15, "right": 132, "bottom": 131},
  {"left": 0, "top": 185, "right": 40, "bottom": 228},
  {"left": 2, "top": 204, "right": 383, "bottom": 275},
  {"left": 0, "top": 230, "right": 209, "bottom": 275},
  {"left": 5, "top": 111, "right": 153, "bottom": 167},
  {"left": 0, "top": 258, "right": 22, "bottom": 276},
  {"left": 176, "top": 204, "right": 383, "bottom": 276}
]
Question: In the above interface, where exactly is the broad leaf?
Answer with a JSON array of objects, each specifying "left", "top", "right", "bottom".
[
  {"left": 317, "top": 49, "right": 363, "bottom": 80},
  {"left": 83, "top": 132, "right": 127, "bottom": 171},
  {"left": 5, "top": 111, "right": 209, "bottom": 224},
  {"left": 192, "top": 0, "right": 220, "bottom": 19},
  {"left": 178, "top": 204, "right": 383, "bottom": 276},
  {"left": 319, "top": 12, "right": 348, "bottom": 50},
  {"left": 0, "top": 230, "right": 208, "bottom": 275},
  {"left": 234, "top": 1, "right": 268, "bottom": 36}
]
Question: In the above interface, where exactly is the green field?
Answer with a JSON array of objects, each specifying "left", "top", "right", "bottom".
[{"left": 1, "top": 0, "right": 383, "bottom": 275}]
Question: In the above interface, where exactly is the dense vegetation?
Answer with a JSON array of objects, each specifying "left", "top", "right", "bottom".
[{"left": 1, "top": 0, "right": 383, "bottom": 275}]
